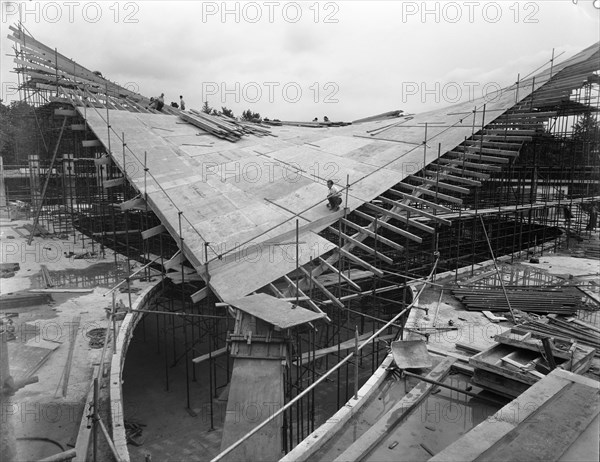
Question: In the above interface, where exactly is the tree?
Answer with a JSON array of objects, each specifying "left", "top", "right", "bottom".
[
  {"left": 0, "top": 100, "right": 38, "bottom": 165},
  {"left": 572, "top": 111, "right": 599, "bottom": 166},
  {"left": 201, "top": 101, "right": 213, "bottom": 114},
  {"left": 241, "top": 109, "right": 261, "bottom": 122},
  {"left": 221, "top": 106, "right": 234, "bottom": 118}
]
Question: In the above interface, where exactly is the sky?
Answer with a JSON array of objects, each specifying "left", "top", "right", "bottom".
[{"left": 0, "top": 0, "right": 599, "bottom": 121}]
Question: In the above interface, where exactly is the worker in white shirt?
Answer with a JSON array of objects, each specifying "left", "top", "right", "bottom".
[{"left": 326, "top": 180, "right": 342, "bottom": 212}]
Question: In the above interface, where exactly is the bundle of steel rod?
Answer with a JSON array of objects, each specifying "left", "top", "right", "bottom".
[
  {"left": 518, "top": 316, "right": 600, "bottom": 355},
  {"left": 180, "top": 109, "right": 272, "bottom": 141},
  {"left": 452, "top": 287, "right": 582, "bottom": 314}
]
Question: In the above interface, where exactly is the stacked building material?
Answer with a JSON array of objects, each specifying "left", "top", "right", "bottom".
[
  {"left": 180, "top": 110, "right": 272, "bottom": 141},
  {"left": 519, "top": 315, "right": 600, "bottom": 355},
  {"left": 452, "top": 287, "right": 582, "bottom": 314}
]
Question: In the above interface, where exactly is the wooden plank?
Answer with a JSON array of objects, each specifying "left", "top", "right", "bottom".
[
  {"left": 333, "top": 357, "right": 456, "bottom": 462},
  {"left": 190, "top": 287, "right": 208, "bottom": 304},
  {"left": 219, "top": 358, "right": 283, "bottom": 462},
  {"left": 318, "top": 257, "right": 362, "bottom": 291},
  {"left": 82, "top": 139, "right": 102, "bottom": 147},
  {"left": 408, "top": 175, "right": 471, "bottom": 194},
  {"left": 475, "top": 382, "right": 600, "bottom": 462},
  {"left": 327, "top": 227, "right": 394, "bottom": 265},
  {"left": 365, "top": 202, "right": 434, "bottom": 234},
  {"left": 337, "top": 247, "right": 385, "bottom": 278},
  {"left": 437, "top": 157, "right": 503, "bottom": 172},
  {"left": 225, "top": 293, "right": 325, "bottom": 329},
  {"left": 459, "top": 145, "right": 519, "bottom": 157},
  {"left": 141, "top": 224, "right": 166, "bottom": 240},
  {"left": 299, "top": 267, "right": 344, "bottom": 309},
  {"left": 94, "top": 155, "right": 111, "bottom": 166},
  {"left": 55, "top": 109, "right": 76, "bottom": 117},
  {"left": 353, "top": 210, "right": 423, "bottom": 244},
  {"left": 163, "top": 250, "right": 184, "bottom": 270},
  {"left": 71, "top": 124, "right": 86, "bottom": 131},
  {"left": 102, "top": 177, "right": 125, "bottom": 189},
  {"left": 119, "top": 197, "right": 146, "bottom": 211},
  {"left": 447, "top": 150, "right": 511, "bottom": 164},
  {"left": 283, "top": 275, "right": 330, "bottom": 322},
  {"left": 378, "top": 196, "right": 452, "bottom": 226},
  {"left": 192, "top": 346, "right": 228, "bottom": 364},
  {"left": 340, "top": 218, "right": 404, "bottom": 251},
  {"left": 423, "top": 170, "right": 483, "bottom": 187},
  {"left": 386, "top": 189, "right": 453, "bottom": 212},
  {"left": 397, "top": 183, "right": 465, "bottom": 204}
]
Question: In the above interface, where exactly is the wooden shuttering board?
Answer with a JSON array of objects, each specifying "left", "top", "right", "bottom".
[
  {"left": 219, "top": 357, "right": 284, "bottom": 462},
  {"left": 430, "top": 369, "right": 600, "bottom": 462},
  {"left": 76, "top": 43, "right": 598, "bottom": 301},
  {"left": 225, "top": 293, "right": 325, "bottom": 329}
]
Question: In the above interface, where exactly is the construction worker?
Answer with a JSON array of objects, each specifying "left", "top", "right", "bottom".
[
  {"left": 326, "top": 180, "right": 342, "bottom": 212},
  {"left": 180, "top": 95, "right": 186, "bottom": 110},
  {"left": 156, "top": 93, "right": 165, "bottom": 111}
]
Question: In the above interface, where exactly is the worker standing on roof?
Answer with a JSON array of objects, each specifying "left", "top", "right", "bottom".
[
  {"left": 156, "top": 93, "right": 165, "bottom": 111},
  {"left": 180, "top": 95, "right": 185, "bottom": 110},
  {"left": 326, "top": 180, "right": 342, "bottom": 212}
]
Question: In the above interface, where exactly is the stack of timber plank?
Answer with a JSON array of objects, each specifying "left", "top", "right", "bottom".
[
  {"left": 180, "top": 110, "right": 272, "bottom": 141},
  {"left": 519, "top": 315, "right": 600, "bottom": 356},
  {"left": 262, "top": 119, "right": 351, "bottom": 128},
  {"left": 452, "top": 287, "right": 583, "bottom": 314}
]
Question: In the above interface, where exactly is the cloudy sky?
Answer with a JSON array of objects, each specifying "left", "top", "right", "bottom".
[{"left": 1, "top": 1, "right": 599, "bottom": 121}]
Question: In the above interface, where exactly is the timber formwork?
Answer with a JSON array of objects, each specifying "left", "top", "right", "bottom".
[{"left": 7, "top": 24, "right": 600, "bottom": 459}]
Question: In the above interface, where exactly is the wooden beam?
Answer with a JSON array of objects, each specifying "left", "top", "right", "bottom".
[
  {"left": 71, "top": 124, "right": 86, "bottom": 131},
  {"left": 283, "top": 275, "right": 331, "bottom": 322},
  {"left": 192, "top": 346, "right": 228, "bottom": 364},
  {"left": 386, "top": 189, "right": 453, "bottom": 212},
  {"left": 337, "top": 247, "right": 385, "bottom": 278},
  {"left": 423, "top": 170, "right": 482, "bottom": 187},
  {"left": 82, "top": 139, "right": 102, "bottom": 148},
  {"left": 340, "top": 218, "right": 404, "bottom": 251},
  {"left": 447, "top": 150, "right": 510, "bottom": 164},
  {"left": 408, "top": 175, "right": 471, "bottom": 195},
  {"left": 119, "top": 197, "right": 146, "bottom": 211},
  {"left": 268, "top": 283, "right": 285, "bottom": 298},
  {"left": 163, "top": 251, "right": 184, "bottom": 270},
  {"left": 378, "top": 196, "right": 452, "bottom": 226},
  {"left": 428, "top": 163, "right": 491, "bottom": 180},
  {"left": 396, "top": 183, "right": 464, "bottom": 205},
  {"left": 94, "top": 155, "right": 111, "bottom": 166},
  {"left": 483, "top": 129, "right": 537, "bottom": 136},
  {"left": 190, "top": 287, "right": 208, "bottom": 304},
  {"left": 317, "top": 257, "right": 362, "bottom": 292},
  {"left": 365, "top": 203, "right": 435, "bottom": 234},
  {"left": 102, "top": 177, "right": 125, "bottom": 189},
  {"left": 353, "top": 210, "right": 423, "bottom": 244},
  {"left": 328, "top": 227, "right": 394, "bottom": 265},
  {"left": 437, "top": 158, "right": 502, "bottom": 172},
  {"left": 299, "top": 267, "right": 344, "bottom": 309},
  {"left": 54, "top": 109, "right": 76, "bottom": 117},
  {"left": 141, "top": 224, "right": 166, "bottom": 240},
  {"left": 459, "top": 145, "right": 519, "bottom": 157}
]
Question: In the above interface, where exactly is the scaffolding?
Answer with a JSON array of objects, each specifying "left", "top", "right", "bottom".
[{"left": 5, "top": 25, "right": 599, "bottom": 459}]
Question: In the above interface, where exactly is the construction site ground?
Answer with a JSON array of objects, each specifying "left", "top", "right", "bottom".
[{"left": 0, "top": 219, "right": 153, "bottom": 461}]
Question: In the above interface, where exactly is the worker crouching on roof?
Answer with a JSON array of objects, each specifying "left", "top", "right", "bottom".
[{"left": 326, "top": 180, "right": 342, "bottom": 212}]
